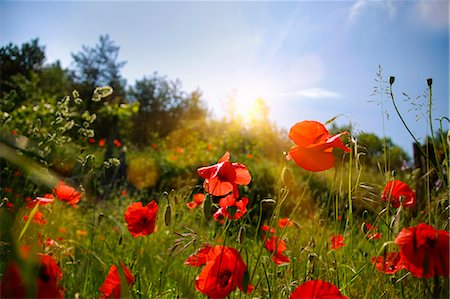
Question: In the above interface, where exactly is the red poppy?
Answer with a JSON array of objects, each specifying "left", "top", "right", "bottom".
[
  {"left": 124, "top": 201, "right": 158, "bottom": 238},
  {"left": 0, "top": 262, "right": 25, "bottom": 298},
  {"left": 5, "top": 201, "right": 14, "bottom": 210},
  {"left": 261, "top": 225, "right": 276, "bottom": 235},
  {"left": 23, "top": 211, "right": 47, "bottom": 225},
  {"left": 53, "top": 181, "right": 81, "bottom": 205},
  {"left": 331, "top": 235, "right": 345, "bottom": 250},
  {"left": 278, "top": 218, "right": 294, "bottom": 228},
  {"left": 99, "top": 139, "right": 106, "bottom": 147},
  {"left": 265, "top": 236, "right": 290, "bottom": 265},
  {"left": 364, "top": 223, "right": 381, "bottom": 240},
  {"left": 381, "top": 180, "right": 416, "bottom": 208},
  {"left": 290, "top": 280, "right": 347, "bottom": 299},
  {"left": 114, "top": 139, "right": 122, "bottom": 147},
  {"left": 26, "top": 194, "right": 55, "bottom": 209},
  {"left": 371, "top": 252, "right": 405, "bottom": 274},
  {"left": 213, "top": 195, "right": 248, "bottom": 222},
  {"left": 185, "top": 244, "right": 212, "bottom": 267},
  {"left": 197, "top": 152, "right": 251, "bottom": 197},
  {"left": 0, "top": 254, "right": 64, "bottom": 298},
  {"left": 287, "top": 120, "right": 351, "bottom": 172},
  {"left": 186, "top": 193, "right": 205, "bottom": 210},
  {"left": 99, "top": 262, "right": 135, "bottom": 298},
  {"left": 186, "top": 245, "right": 253, "bottom": 298},
  {"left": 88, "top": 138, "right": 96, "bottom": 144},
  {"left": 36, "top": 254, "right": 64, "bottom": 298},
  {"left": 394, "top": 223, "right": 449, "bottom": 278}
]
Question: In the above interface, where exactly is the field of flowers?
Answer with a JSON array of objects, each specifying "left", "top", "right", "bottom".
[{"left": 0, "top": 77, "right": 448, "bottom": 299}]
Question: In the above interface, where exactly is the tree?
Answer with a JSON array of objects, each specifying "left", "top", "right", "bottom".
[
  {"left": 128, "top": 73, "right": 187, "bottom": 145},
  {"left": 70, "top": 34, "right": 126, "bottom": 101},
  {"left": 1, "top": 39, "right": 71, "bottom": 111}
]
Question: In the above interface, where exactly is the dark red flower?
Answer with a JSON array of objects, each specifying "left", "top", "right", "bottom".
[
  {"left": 26, "top": 194, "right": 55, "bottom": 209},
  {"left": 290, "top": 280, "right": 347, "bottom": 299},
  {"left": 0, "top": 263, "right": 25, "bottom": 298},
  {"left": 124, "top": 201, "right": 158, "bottom": 238},
  {"left": 113, "top": 139, "right": 122, "bottom": 147},
  {"left": 23, "top": 211, "right": 47, "bottom": 225},
  {"left": 0, "top": 254, "right": 64, "bottom": 299},
  {"left": 261, "top": 225, "right": 276, "bottom": 235},
  {"left": 394, "top": 223, "right": 449, "bottom": 278},
  {"left": 99, "top": 262, "right": 135, "bottom": 298},
  {"left": 287, "top": 121, "right": 351, "bottom": 172},
  {"left": 36, "top": 254, "right": 64, "bottom": 298},
  {"left": 331, "top": 235, "right": 345, "bottom": 250},
  {"left": 213, "top": 195, "right": 248, "bottom": 222},
  {"left": 186, "top": 193, "right": 205, "bottom": 210},
  {"left": 186, "top": 245, "right": 253, "bottom": 298},
  {"left": 364, "top": 223, "right": 381, "bottom": 240},
  {"left": 53, "top": 181, "right": 81, "bottom": 205},
  {"left": 381, "top": 180, "right": 416, "bottom": 208},
  {"left": 371, "top": 252, "right": 405, "bottom": 274},
  {"left": 265, "top": 236, "right": 290, "bottom": 265},
  {"left": 197, "top": 152, "right": 251, "bottom": 197},
  {"left": 88, "top": 138, "right": 96, "bottom": 144},
  {"left": 278, "top": 218, "right": 294, "bottom": 228},
  {"left": 185, "top": 244, "right": 212, "bottom": 267}
]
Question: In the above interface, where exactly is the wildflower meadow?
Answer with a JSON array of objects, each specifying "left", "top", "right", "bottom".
[{"left": 0, "top": 38, "right": 449, "bottom": 299}]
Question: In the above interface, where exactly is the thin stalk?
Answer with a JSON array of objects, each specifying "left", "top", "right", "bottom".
[{"left": 389, "top": 80, "right": 437, "bottom": 170}]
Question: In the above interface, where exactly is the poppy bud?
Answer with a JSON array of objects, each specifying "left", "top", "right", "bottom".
[
  {"left": 427, "top": 78, "right": 432, "bottom": 87},
  {"left": 237, "top": 226, "right": 245, "bottom": 244},
  {"left": 164, "top": 205, "right": 172, "bottom": 227},
  {"left": 389, "top": 76, "right": 395, "bottom": 85}
]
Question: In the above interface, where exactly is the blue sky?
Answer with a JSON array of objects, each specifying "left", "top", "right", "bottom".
[{"left": 1, "top": 1, "right": 449, "bottom": 156}]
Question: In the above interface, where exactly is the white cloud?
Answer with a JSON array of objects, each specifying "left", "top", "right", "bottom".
[
  {"left": 415, "top": 0, "right": 449, "bottom": 29},
  {"left": 274, "top": 87, "right": 342, "bottom": 99},
  {"left": 349, "top": 0, "right": 397, "bottom": 22}
]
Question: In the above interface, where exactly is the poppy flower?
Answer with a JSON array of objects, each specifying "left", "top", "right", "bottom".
[
  {"left": 186, "top": 245, "right": 253, "bottom": 298},
  {"left": 5, "top": 201, "right": 14, "bottom": 210},
  {"left": 197, "top": 152, "right": 251, "bottom": 197},
  {"left": 290, "top": 280, "right": 347, "bottom": 299},
  {"left": 0, "top": 254, "right": 64, "bottom": 299},
  {"left": 213, "top": 195, "right": 248, "bottom": 222},
  {"left": 53, "top": 181, "right": 81, "bottom": 205},
  {"left": 287, "top": 120, "right": 351, "bottom": 172},
  {"left": 99, "top": 262, "right": 135, "bottom": 298},
  {"left": 185, "top": 244, "right": 212, "bottom": 267},
  {"left": 371, "top": 252, "right": 405, "bottom": 274},
  {"left": 23, "top": 211, "right": 47, "bottom": 225},
  {"left": 331, "top": 235, "right": 345, "bottom": 250},
  {"left": 381, "top": 180, "right": 416, "bottom": 208},
  {"left": 99, "top": 139, "right": 106, "bottom": 147},
  {"left": 26, "top": 194, "right": 55, "bottom": 209},
  {"left": 88, "top": 138, "right": 96, "bottom": 144},
  {"left": 36, "top": 254, "right": 64, "bottom": 298},
  {"left": 186, "top": 193, "right": 205, "bottom": 210},
  {"left": 113, "top": 139, "right": 122, "bottom": 147},
  {"left": 394, "top": 223, "right": 449, "bottom": 278},
  {"left": 124, "top": 201, "right": 158, "bottom": 238},
  {"left": 265, "top": 236, "right": 290, "bottom": 265},
  {"left": 278, "top": 218, "right": 294, "bottom": 228},
  {"left": 364, "top": 223, "right": 381, "bottom": 240},
  {"left": 261, "top": 225, "right": 276, "bottom": 235}
]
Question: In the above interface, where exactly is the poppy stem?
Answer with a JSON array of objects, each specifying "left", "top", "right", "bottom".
[{"left": 18, "top": 202, "right": 40, "bottom": 241}]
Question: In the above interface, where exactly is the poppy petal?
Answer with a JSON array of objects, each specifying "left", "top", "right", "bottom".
[
  {"left": 289, "top": 121, "right": 329, "bottom": 147},
  {"left": 289, "top": 145, "right": 336, "bottom": 172}
]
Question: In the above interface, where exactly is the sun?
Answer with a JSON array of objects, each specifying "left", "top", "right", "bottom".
[{"left": 230, "top": 85, "right": 269, "bottom": 122}]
